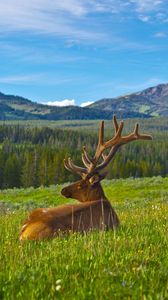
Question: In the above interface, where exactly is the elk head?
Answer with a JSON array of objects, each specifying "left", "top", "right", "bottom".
[
  {"left": 61, "top": 116, "right": 152, "bottom": 202},
  {"left": 61, "top": 173, "right": 107, "bottom": 202}
]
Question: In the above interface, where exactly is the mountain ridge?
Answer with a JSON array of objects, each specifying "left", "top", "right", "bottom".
[
  {"left": 0, "top": 83, "right": 168, "bottom": 120},
  {"left": 89, "top": 83, "right": 168, "bottom": 117}
]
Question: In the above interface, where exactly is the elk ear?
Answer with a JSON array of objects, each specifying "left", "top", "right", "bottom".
[
  {"left": 89, "top": 175, "right": 100, "bottom": 185},
  {"left": 89, "top": 172, "right": 107, "bottom": 185}
]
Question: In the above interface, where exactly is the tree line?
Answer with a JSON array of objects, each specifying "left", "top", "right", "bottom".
[{"left": 0, "top": 124, "right": 167, "bottom": 189}]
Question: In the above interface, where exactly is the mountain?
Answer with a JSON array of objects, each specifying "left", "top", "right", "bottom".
[
  {"left": 0, "top": 83, "right": 168, "bottom": 120},
  {"left": 0, "top": 91, "right": 146, "bottom": 120},
  {"left": 89, "top": 83, "right": 168, "bottom": 117}
]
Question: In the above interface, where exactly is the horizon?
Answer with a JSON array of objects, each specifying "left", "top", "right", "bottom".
[
  {"left": 0, "top": 1, "right": 168, "bottom": 107},
  {"left": 1, "top": 81, "right": 168, "bottom": 108}
]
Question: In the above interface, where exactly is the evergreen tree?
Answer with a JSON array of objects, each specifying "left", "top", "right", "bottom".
[{"left": 3, "top": 154, "right": 21, "bottom": 188}]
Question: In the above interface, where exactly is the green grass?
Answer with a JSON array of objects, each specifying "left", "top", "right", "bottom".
[
  {"left": 1, "top": 118, "right": 168, "bottom": 142},
  {"left": 0, "top": 177, "right": 168, "bottom": 300}
]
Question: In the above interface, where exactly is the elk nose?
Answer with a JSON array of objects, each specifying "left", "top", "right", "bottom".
[{"left": 61, "top": 188, "right": 71, "bottom": 198}]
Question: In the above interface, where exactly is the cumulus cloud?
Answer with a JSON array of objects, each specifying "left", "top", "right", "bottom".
[
  {"left": 44, "top": 99, "right": 75, "bottom": 106},
  {"left": 80, "top": 101, "right": 94, "bottom": 107},
  {"left": 43, "top": 99, "right": 94, "bottom": 107}
]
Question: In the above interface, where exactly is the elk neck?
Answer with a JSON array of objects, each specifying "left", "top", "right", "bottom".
[{"left": 88, "top": 181, "right": 108, "bottom": 202}]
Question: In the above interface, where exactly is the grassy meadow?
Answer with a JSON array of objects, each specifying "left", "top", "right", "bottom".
[
  {"left": 0, "top": 177, "right": 168, "bottom": 300},
  {"left": 1, "top": 117, "right": 168, "bottom": 136}
]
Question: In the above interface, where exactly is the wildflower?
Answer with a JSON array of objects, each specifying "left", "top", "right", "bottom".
[
  {"left": 56, "top": 285, "right": 61, "bottom": 291},
  {"left": 55, "top": 279, "right": 62, "bottom": 291},
  {"left": 56, "top": 279, "right": 61, "bottom": 285}
]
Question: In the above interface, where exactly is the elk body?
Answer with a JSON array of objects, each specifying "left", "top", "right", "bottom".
[{"left": 19, "top": 116, "right": 152, "bottom": 241}]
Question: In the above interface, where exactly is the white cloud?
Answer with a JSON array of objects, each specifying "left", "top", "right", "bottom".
[
  {"left": 138, "top": 15, "right": 150, "bottom": 22},
  {"left": 80, "top": 101, "right": 94, "bottom": 107},
  {"left": 132, "top": 0, "right": 166, "bottom": 23},
  {"left": 0, "top": 1, "right": 106, "bottom": 42},
  {"left": 154, "top": 31, "right": 167, "bottom": 38},
  {"left": 0, "top": 72, "right": 79, "bottom": 86},
  {"left": 133, "top": 0, "right": 163, "bottom": 12},
  {"left": 44, "top": 99, "right": 75, "bottom": 106},
  {"left": 0, "top": 74, "right": 43, "bottom": 84},
  {"left": 43, "top": 99, "right": 94, "bottom": 107},
  {"left": 0, "top": 0, "right": 166, "bottom": 42},
  {"left": 156, "top": 12, "right": 167, "bottom": 20},
  {"left": 0, "top": 0, "right": 166, "bottom": 62}
]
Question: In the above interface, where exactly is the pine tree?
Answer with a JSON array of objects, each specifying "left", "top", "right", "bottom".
[{"left": 3, "top": 154, "right": 21, "bottom": 188}]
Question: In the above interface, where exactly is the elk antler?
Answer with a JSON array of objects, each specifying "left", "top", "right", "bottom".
[{"left": 64, "top": 116, "right": 152, "bottom": 179}]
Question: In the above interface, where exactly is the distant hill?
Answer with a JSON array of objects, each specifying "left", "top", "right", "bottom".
[
  {"left": 0, "top": 91, "right": 146, "bottom": 120},
  {"left": 0, "top": 83, "right": 168, "bottom": 120},
  {"left": 89, "top": 83, "right": 168, "bottom": 117}
]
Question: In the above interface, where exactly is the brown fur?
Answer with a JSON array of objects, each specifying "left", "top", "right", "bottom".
[
  {"left": 19, "top": 180, "right": 120, "bottom": 240},
  {"left": 19, "top": 201, "right": 119, "bottom": 240}
]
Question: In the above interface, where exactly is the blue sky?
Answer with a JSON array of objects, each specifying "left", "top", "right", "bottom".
[{"left": 0, "top": 0, "right": 168, "bottom": 107}]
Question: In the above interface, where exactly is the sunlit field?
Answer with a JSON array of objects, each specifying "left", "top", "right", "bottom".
[
  {"left": 0, "top": 177, "right": 168, "bottom": 300},
  {"left": 0, "top": 117, "right": 168, "bottom": 137}
]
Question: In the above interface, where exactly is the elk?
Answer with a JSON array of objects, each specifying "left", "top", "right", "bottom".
[{"left": 19, "top": 116, "right": 152, "bottom": 240}]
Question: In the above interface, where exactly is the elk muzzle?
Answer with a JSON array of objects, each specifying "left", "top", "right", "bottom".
[{"left": 61, "top": 187, "right": 72, "bottom": 198}]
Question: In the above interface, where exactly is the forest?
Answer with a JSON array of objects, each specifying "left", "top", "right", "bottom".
[{"left": 0, "top": 117, "right": 167, "bottom": 189}]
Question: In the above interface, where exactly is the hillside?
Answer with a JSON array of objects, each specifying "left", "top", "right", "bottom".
[
  {"left": 0, "top": 83, "right": 168, "bottom": 120},
  {"left": 89, "top": 83, "right": 168, "bottom": 117},
  {"left": 0, "top": 92, "right": 145, "bottom": 120}
]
